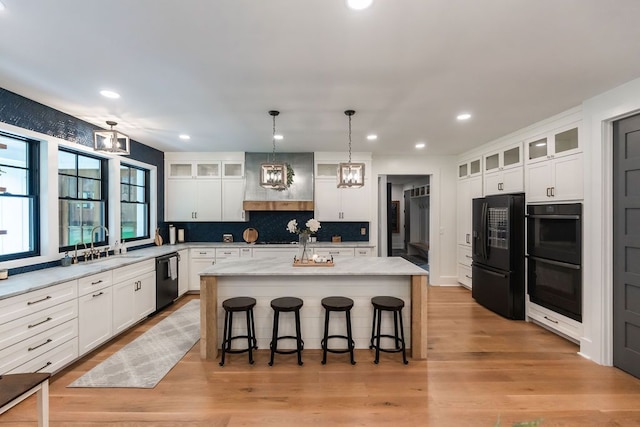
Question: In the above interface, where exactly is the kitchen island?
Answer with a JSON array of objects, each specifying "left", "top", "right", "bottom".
[{"left": 199, "top": 256, "right": 429, "bottom": 360}]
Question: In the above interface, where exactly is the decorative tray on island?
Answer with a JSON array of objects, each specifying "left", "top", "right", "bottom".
[{"left": 292, "top": 258, "right": 334, "bottom": 267}]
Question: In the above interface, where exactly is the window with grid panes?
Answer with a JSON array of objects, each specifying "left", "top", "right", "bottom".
[{"left": 120, "top": 163, "right": 150, "bottom": 241}]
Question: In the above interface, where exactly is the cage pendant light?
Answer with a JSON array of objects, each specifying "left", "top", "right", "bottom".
[
  {"left": 93, "top": 121, "right": 130, "bottom": 155},
  {"left": 260, "top": 110, "right": 288, "bottom": 190},
  {"left": 338, "top": 110, "right": 365, "bottom": 188}
]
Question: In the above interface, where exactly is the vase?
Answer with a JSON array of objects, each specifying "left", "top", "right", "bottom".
[{"left": 298, "top": 233, "right": 311, "bottom": 263}]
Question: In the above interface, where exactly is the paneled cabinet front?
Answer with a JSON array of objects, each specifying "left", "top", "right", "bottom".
[
  {"left": 112, "top": 260, "right": 156, "bottom": 335},
  {"left": 78, "top": 271, "right": 113, "bottom": 355},
  {"left": 315, "top": 179, "right": 370, "bottom": 221},
  {"left": 166, "top": 179, "right": 222, "bottom": 221}
]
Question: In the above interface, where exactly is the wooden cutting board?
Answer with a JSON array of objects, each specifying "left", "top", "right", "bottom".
[{"left": 242, "top": 228, "right": 258, "bottom": 243}]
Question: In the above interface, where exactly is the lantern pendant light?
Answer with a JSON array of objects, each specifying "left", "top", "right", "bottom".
[
  {"left": 260, "top": 110, "right": 288, "bottom": 190},
  {"left": 93, "top": 121, "right": 130, "bottom": 155},
  {"left": 338, "top": 110, "right": 365, "bottom": 188}
]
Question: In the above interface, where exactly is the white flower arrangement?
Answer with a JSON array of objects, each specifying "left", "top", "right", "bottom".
[{"left": 287, "top": 218, "right": 321, "bottom": 235}]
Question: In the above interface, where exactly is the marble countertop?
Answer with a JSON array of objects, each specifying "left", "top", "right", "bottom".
[
  {"left": 0, "top": 241, "right": 375, "bottom": 300},
  {"left": 200, "top": 256, "right": 428, "bottom": 277}
]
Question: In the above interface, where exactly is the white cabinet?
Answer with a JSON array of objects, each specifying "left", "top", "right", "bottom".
[
  {"left": 112, "top": 260, "right": 156, "bottom": 335},
  {"left": 456, "top": 176, "right": 482, "bottom": 246},
  {"left": 524, "top": 125, "right": 583, "bottom": 203},
  {"left": 0, "top": 279, "right": 78, "bottom": 375},
  {"left": 457, "top": 244, "right": 473, "bottom": 289},
  {"left": 252, "top": 247, "right": 300, "bottom": 259},
  {"left": 221, "top": 179, "right": 246, "bottom": 221},
  {"left": 166, "top": 179, "right": 222, "bottom": 221},
  {"left": 78, "top": 272, "right": 112, "bottom": 355},
  {"left": 313, "top": 247, "right": 355, "bottom": 258},
  {"left": 165, "top": 155, "right": 245, "bottom": 222},
  {"left": 315, "top": 179, "right": 370, "bottom": 221},
  {"left": 354, "top": 247, "right": 373, "bottom": 257},
  {"left": 458, "top": 157, "right": 482, "bottom": 179},
  {"left": 177, "top": 249, "right": 189, "bottom": 297},
  {"left": 483, "top": 143, "right": 523, "bottom": 196},
  {"left": 189, "top": 248, "right": 216, "bottom": 291}
]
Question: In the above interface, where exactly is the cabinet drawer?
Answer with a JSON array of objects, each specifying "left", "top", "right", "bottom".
[
  {"left": 0, "top": 319, "right": 78, "bottom": 375},
  {"left": 215, "top": 248, "right": 240, "bottom": 258},
  {"left": 78, "top": 271, "right": 113, "bottom": 296},
  {"left": 0, "top": 299, "right": 78, "bottom": 351},
  {"left": 113, "top": 259, "right": 155, "bottom": 284},
  {"left": 354, "top": 248, "right": 373, "bottom": 257},
  {"left": 314, "top": 248, "right": 355, "bottom": 257},
  {"left": 457, "top": 245, "right": 473, "bottom": 267},
  {"left": 240, "top": 247, "right": 252, "bottom": 257},
  {"left": 0, "top": 280, "right": 77, "bottom": 326},
  {"left": 458, "top": 264, "right": 472, "bottom": 288},
  {"left": 527, "top": 301, "right": 582, "bottom": 343},
  {"left": 190, "top": 248, "right": 216, "bottom": 258},
  {"left": 9, "top": 337, "right": 78, "bottom": 375}
]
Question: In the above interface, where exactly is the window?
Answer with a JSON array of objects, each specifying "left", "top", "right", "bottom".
[
  {"left": 58, "top": 149, "right": 108, "bottom": 251},
  {"left": 0, "top": 132, "right": 39, "bottom": 261},
  {"left": 120, "top": 163, "right": 150, "bottom": 241}
]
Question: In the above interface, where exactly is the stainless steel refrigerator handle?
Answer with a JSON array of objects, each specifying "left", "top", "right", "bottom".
[
  {"left": 526, "top": 214, "right": 580, "bottom": 220},
  {"left": 479, "top": 268, "right": 506, "bottom": 278},
  {"left": 527, "top": 255, "right": 581, "bottom": 270}
]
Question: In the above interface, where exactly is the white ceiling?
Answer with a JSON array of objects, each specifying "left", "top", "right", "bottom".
[{"left": 1, "top": 0, "right": 640, "bottom": 156}]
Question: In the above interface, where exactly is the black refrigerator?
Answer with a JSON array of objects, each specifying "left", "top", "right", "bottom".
[{"left": 472, "top": 193, "right": 525, "bottom": 320}]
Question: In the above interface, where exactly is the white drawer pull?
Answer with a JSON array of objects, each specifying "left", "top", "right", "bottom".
[
  {"left": 28, "top": 317, "right": 53, "bottom": 329},
  {"left": 28, "top": 338, "right": 52, "bottom": 352},
  {"left": 27, "top": 295, "right": 51, "bottom": 306}
]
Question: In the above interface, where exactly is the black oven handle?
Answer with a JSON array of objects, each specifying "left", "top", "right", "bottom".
[
  {"left": 527, "top": 255, "right": 581, "bottom": 270},
  {"left": 526, "top": 214, "right": 580, "bottom": 220}
]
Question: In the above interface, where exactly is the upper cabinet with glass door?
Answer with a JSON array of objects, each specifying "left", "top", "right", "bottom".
[
  {"left": 458, "top": 158, "right": 482, "bottom": 180},
  {"left": 483, "top": 143, "right": 522, "bottom": 174},
  {"left": 167, "top": 161, "right": 221, "bottom": 179},
  {"left": 526, "top": 125, "right": 580, "bottom": 165}
]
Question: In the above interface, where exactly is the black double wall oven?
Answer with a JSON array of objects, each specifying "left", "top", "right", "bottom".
[{"left": 526, "top": 203, "right": 582, "bottom": 322}]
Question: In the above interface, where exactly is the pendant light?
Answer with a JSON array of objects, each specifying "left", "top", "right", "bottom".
[
  {"left": 260, "top": 110, "right": 288, "bottom": 190},
  {"left": 338, "top": 110, "right": 365, "bottom": 188},
  {"left": 93, "top": 121, "right": 130, "bottom": 155}
]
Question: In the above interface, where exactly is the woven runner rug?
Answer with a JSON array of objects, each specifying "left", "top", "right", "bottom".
[{"left": 68, "top": 299, "right": 200, "bottom": 388}]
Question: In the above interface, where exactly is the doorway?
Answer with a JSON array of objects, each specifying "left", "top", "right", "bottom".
[
  {"left": 613, "top": 113, "right": 640, "bottom": 379},
  {"left": 385, "top": 175, "right": 430, "bottom": 270}
]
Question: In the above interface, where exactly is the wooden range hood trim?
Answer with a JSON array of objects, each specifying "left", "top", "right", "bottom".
[{"left": 243, "top": 201, "right": 314, "bottom": 211}]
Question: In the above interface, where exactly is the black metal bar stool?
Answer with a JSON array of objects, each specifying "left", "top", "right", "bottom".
[
  {"left": 321, "top": 296, "right": 356, "bottom": 365},
  {"left": 219, "top": 296, "right": 257, "bottom": 366},
  {"left": 369, "top": 296, "right": 408, "bottom": 365},
  {"left": 268, "top": 297, "right": 304, "bottom": 366}
]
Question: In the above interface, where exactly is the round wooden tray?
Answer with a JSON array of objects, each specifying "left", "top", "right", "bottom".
[{"left": 242, "top": 228, "right": 258, "bottom": 243}]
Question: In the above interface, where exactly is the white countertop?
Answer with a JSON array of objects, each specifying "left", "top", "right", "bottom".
[
  {"left": 200, "top": 256, "right": 428, "bottom": 277},
  {"left": 0, "top": 241, "right": 375, "bottom": 300}
]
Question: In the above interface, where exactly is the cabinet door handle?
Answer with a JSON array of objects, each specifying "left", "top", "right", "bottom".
[
  {"left": 28, "top": 317, "right": 53, "bottom": 329},
  {"left": 546, "top": 187, "right": 551, "bottom": 197},
  {"left": 35, "top": 361, "right": 53, "bottom": 373},
  {"left": 466, "top": 233, "right": 470, "bottom": 244},
  {"left": 91, "top": 280, "right": 103, "bottom": 285},
  {"left": 92, "top": 291, "right": 104, "bottom": 298},
  {"left": 465, "top": 275, "right": 472, "bottom": 279},
  {"left": 465, "top": 255, "right": 472, "bottom": 259},
  {"left": 27, "top": 295, "right": 52, "bottom": 306},
  {"left": 28, "top": 338, "right": 53, "bottom": 352},
  {"left": 551, "top": 187, "right": 555, "bottom": 197}
]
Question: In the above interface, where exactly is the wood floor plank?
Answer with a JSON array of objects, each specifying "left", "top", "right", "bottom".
[{"left": 2, "top": 287, "right": 640, "bottom": 426}]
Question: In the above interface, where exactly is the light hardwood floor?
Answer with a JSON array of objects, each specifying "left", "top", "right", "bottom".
[{"left": 2, "top": 286, "right": 640, "bottom": 426}]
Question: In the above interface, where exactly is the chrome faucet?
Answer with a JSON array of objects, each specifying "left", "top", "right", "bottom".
[{"left": 90, "top": 225, "right": 110, "bottom": 259}]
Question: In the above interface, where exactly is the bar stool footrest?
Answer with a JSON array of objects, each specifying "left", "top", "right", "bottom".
[
  {"left": 270, "top": 336, "right": 304, "bottom": 355},
  {"left": 321, "top": 335, "right": 356, "bottom": 354}
]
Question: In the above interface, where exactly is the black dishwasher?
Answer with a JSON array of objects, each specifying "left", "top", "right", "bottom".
[{"left": 156, "top": 252, "right": 179, "bottom": 311}]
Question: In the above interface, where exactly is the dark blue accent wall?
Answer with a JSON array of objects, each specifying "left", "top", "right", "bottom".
[{"left": 0, "top": 87, "right": 165, "bottom": 222}]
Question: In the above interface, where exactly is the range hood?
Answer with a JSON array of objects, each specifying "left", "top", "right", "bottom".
[{"left": 243, "top": 152, "right": 314, "bottom": 211}]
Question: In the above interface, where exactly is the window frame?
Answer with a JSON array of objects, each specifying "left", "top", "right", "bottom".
[
  {"left": 120, "top": 162, "right": 151, "bottom": 242},
  {"left": 0, "top": 131, "right": 40, "bottom": 262},
  {"left": 58, "top": 148, "right": 109, "bottom": 253}
]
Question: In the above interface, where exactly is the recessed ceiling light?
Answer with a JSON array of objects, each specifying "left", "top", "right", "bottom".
[
  {"left": 415, "top": 142, "right": 426, "bottom": 149},
  {"left": 179, "top": 134, "right": 190, "bottom": 140},
  {"left": 274, "top": 134, "right": 284, "bottom": 140},
  {"left": 346, "top": 0, "right": 373, "bottom": 10},
  {"left": 100, "top": 90, "right": 120, "bottom": 99},
  {"left": 366, "top": 134, "right": 378, "bottom": 141},
  {"left": 457, "top": 113, "right": 471, "bottom": 121}
]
